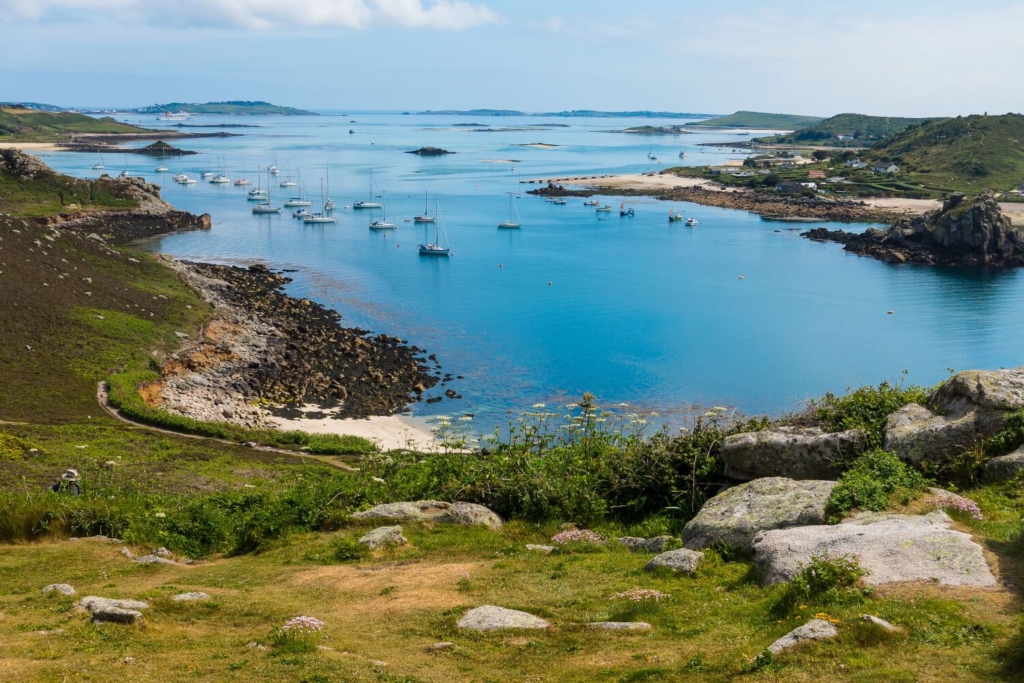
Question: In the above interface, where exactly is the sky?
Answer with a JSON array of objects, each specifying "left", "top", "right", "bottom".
[{"left": 2, "top": 0, "right": 1023, "bottom": 117}]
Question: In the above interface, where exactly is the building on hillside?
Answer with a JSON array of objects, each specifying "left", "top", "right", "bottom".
[
  {"left": 845, "top": 159, "right": 868, "bottom": 170},
  {"left": 873, "top": 162, "right": 900, "bottom": 174},
  {"left": 800, "top": 182, "right": 818, "bottom": 191},
  {"left": 826, "top": 176, "right": 846, "bottom": 183},
  {"left": 808, "top": 170, "right": 826, "bottom": 179},
  {"left": 836, "top": 133, "right": 856, "bottom": 141},
  {"left": 775, "top": 181, "right": 805, "bottom": 193}
]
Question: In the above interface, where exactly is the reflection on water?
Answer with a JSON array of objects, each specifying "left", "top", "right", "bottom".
[{"left": 37, "top": 113, "right": 1024, "bottom": 429}]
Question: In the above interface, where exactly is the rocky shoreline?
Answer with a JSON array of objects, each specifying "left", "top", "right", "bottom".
[
  {"left": 529, "top": 181, "right": 903, "bottom": 223},
  {"left": 152, "top": 260, "right": 450, "bottom": 428},
  {"left": 803, "top": 193, "right": 1024, "bottom": 266}
]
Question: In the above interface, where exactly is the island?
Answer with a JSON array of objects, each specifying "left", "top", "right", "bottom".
[
  {"left": 614, "top": 125, "right": 693, "bottom": 135},
  {"left": 755, "top": 113, "right": 936, "bottom": 147},
  {"left": 686, "top": 110, "right": 825, "bottom": 130},
  {"left": 131, "top": 100, "right": 316, "bottom": 116},
  {"left": 406, "top": 146, "right": 454, "bottom": 156}
]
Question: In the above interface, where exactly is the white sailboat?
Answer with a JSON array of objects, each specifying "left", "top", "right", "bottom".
[
  {"left": 92, "top": 155, "right": 105, "bottom": 170},
  {"left": 304, "top": 180, "right": 338, "bottom": 223},
  {"left": 369, "top": 191, "right": 396, "bottom": 229},
  {"left": 283, "top": 171, "right": 312, "bottom": 206},
  {"left": 252, "top": 172, "right": 281, "bottom": 214},
  {"left": 498, "top": 192, "right": 521, "bottom": 229},
  {"left": 418, "top": 198, "right": 450, "bottom": 256},
  {"left": 413, "top": 191, "right": 435, "bottom": 223},
  {"left": 353, "top": 170, "right": 382, "bottom": 209}
]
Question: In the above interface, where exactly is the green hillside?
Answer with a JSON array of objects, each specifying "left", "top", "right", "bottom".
[
  {"left": 136, "top": 101, "right": 315, "bottom": 115},
  {"left": 866, "top": 113, "right": 1024, "bottom": 191},
  {"left": 761, "top": 113, "right": 938, "bottom": 146},
  {"left": 687, "top": 110, "right": 824, "bottom": 130},
  {"left": 0, "top": 107, "right": 146, "bottom": 141}
]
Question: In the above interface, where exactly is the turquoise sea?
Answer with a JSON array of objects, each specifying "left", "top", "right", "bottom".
[{"left": 39, "top": 112, "right": 1024, "bottom": 429}]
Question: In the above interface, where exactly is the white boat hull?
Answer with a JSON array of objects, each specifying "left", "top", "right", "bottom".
[
  {"left": 353, "top": 202, "right": 382, "bottom": 209},
  {"left": 369, "top": 222, "right": 397, "bottom": 230}
]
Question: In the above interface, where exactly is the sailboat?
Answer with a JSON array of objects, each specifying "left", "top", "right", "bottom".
[
  {"left": 92, "top": 156, "right": 105, "bottom": 170},
  {"left": 353, "top": 171, "right": 382, "bottom": 209},
  {"left": 283, "top": 172, "right": 312, "bottom": 206},
  {"left": 304, "top": 180, "right": 338, "bottom": 223},
  {"left": 595, "top": 204, "right": 613, "bottom": 213},
  {"left": 498, "top": 192, "right": 521, "bottom": 229},
  {"left": 324, "top": 164, "right": 335, "bottom": 211},
  {"left": 369, "top": 191, "right": 397, "bottom": 229},
  {"left": 247, "top": 173, "right": 268, "bottom": 200},
  {"left": 413, "top": 191, "right": 435, "bottom": 223},
  {"left": 583, "top": 199, "right": 599, "bottom": 206},
  {"left": 252, "top": 171, "right": 281, "bottom": 214},
  {"left": 418, "top": 198, "right": 450, "bottom": 256}
]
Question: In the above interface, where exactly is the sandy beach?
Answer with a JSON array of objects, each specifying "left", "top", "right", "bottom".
[
  {"left": 269, "top": 409, "right": 436, "bottom": 452},
  {"left": 0, "top": 142, "right": 62, "bottom": 152}
]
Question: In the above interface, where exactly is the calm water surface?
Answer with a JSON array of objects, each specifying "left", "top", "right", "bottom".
[{"left": 38, "top": 113, "right": 1024, "bottom": 428}]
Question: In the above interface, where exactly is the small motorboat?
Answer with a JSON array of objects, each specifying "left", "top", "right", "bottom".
[
  {"left": 181, "top": 177, "right": 198, "bottom": 185},
  {"left": 268, "top": 165, "right": 280, "bottom": 175},
  {"left": 292, "top": 209, "right": 311, "bottom": 218},
  {"left": 583, "top": 200, "right": 599, "bottom": 206},
  {"left": 619, "top": 203, "right": 634, "bottom": 217},
  {"left": 118, "top": 170, "right": 130, "bottom": 178},
  {"left": 201, "top": 171, "right": 214, "bottom": 179},
  {"left": 552, "top": 198, "right": 567, "bottom": 205},
  {"left": 669, "top": 210, "right": 683, "bottom": 222},
  {"left": 686, "top": 218, "right": 698, "bottom": 226},
  {"left": 172, "top": 173, "right": 188, "bottom": 183},
  {"left": 595, "top": 204, "right": 613, "bottom": 213}
]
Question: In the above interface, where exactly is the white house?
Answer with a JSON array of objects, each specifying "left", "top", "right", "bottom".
[
  {"left": 873, "top": 162, "right": 900, "bottom": 174},
  {"left": 845, "top": 159, "right": 868, "bottom": 170}
]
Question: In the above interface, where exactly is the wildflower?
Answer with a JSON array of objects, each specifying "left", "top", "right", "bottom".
[
  {"left": 551, "top": 529, "right": 606, "bottom": 545},
  {"left": 458, "top": 416, "right": 473, "bottom": 421},
  {"left": 611, "top": 588, "right": 670, "bottom": 602},
  {"left": 932, "top": 493, "right": 983, "bottom": 520},
  {"left": 282, "top": 616, "right": 325, "bottom": 634},
  {"left": 154, "top": 512, "right": 166, "bottom": 518}
]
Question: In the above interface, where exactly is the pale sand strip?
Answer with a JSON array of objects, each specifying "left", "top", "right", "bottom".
[
  {"left": 0, "top": 142, "right": 63, "bottom": 151},
  {"left": 269, "top": 412, "right": 436, "bottom": 452}
]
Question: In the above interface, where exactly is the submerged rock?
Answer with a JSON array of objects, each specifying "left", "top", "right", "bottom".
[
  {"left": 752, "top": 510, "right": 996, "bottom": 587},
  {"left": 721, "top": 426, "right": 866, "bottom": 481},
  {"left": 683, "top": 478, "right": 836, "bottom": 551},
  {"left": 456, "top": 605, "right": 549, "bottom": 631}
]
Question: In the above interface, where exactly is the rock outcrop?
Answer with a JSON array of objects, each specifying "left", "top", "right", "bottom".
[
  {"left": 358, "top": 525, "right": 409, "bottom": 549},
  {"left": 752, "top": 510, "right": 996, "bottom": 587},
  {"left": 804, "top": 193, "right": 1024, "bottom": 267},
  {"left": 79, "top": 596, "right": 149, "bottom": 625},
  {"left": 645, "top": 548, "right": 704, "bottom": 574},
  {"left": 683, "top": 478, "right": 836, "bottom": 552},
  {"left": 985, "top": 446, "right": 1024, "bottom": 482},
  {"left": 766, "top": 619, "right": 838, "bottom": 655},
  {"left": 884, "top": 368, "right": 1024, "bottom": 464},
  {"left": 618, "top": 536, "right": 678, "bottom": 553},
  {"left": 456, "top": 606, "right": 549, "bottom": 631},
  {"left": 352, "top": 501, "right": 503, "bottom": 529},
  {"left": 721, "top": 427, "right": 866, "bottom": 481}
]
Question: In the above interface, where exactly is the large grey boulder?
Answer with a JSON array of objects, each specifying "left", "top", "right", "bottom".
[
  {"left": 79, "top": 596, "right": 149, "bottom": 611},
  {"left": 886, "top": 368, "right": 1024, "bottom": 464},
  {"left": 766, "top": 619, "right": 838, "bottom": 655},
  {"left": 683, "top": 478, "right": 836, "bottom": 552},
  {"left": 171, "top": 592, "right": 210, "bottom": 602},
  {"left": 456, "top": 606, "right": 549, "bottom": 631},
  {"left": 358, "top": 525, "right": 409, "bottom": 549},
  {"left": 752, "top": 510, "right": 996, "bottom": 587},
  {"left": 79, "top": 596, "right": 149, "bottom": 625},
  {"left": 721, "top": 427, "right": 866, "bottom": 481},
  {"left": 352, "top": 501, "right": 502, "bottom": 529},
  {"left": 42, "top": 584, "right": 76, "bottom": 596},
  {"left": 645, "top": 548, "right": 704, "bottom": 574},
  {"left": 984, "top": 446, "right": 1024, "bottom": 482}
]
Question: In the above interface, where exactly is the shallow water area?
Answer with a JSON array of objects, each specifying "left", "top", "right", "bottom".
[{"left": 37, "top": 112, "right": 1024, "bottom": 430}]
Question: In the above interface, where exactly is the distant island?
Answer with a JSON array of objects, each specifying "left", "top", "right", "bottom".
[
  {"left": 406, "top": 146, "right": 454, "bottom": 156},
  {"left": 756, "top": 114, "right": 937, "bottom": 147},
  {"left": 416, "top": 109, "right": 711, "bottom": 119},
  {"left": 132, "top": 101, "right": 316, "bottom": 116},
  {"left": 687, "top": 111, "right": 825, "bottom": 130},
  {"left": 615, "top": 125, "right": 693, "bottom": 135}
]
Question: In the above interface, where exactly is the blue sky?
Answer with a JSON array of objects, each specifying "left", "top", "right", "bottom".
[{"left": 2, "top": 0, "right": 1023, "bottom": 116}]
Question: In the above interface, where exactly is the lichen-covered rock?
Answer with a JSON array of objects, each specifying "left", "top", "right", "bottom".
[
  {"left": 456, "top": 606, "right": 549, "bottom": 631},
  {"left": 766, "top": 619, "right": 838, "bottom": 655},
  {"left": 884, "top": 403, "right": 977, "bottom": 465},
  {"left": 752, "top": 510, "right": 996, "bottom": 587},
  {"left": 352, "top": 501, "right": 502, "bottom": 529},
  {"left": 42, "top": 583, "right": 76, "bottom": 596},
  {"left": 79, "top": 596, "right": 148, "bottom": 625},
  {"left": 683, "top": 478, "right": 836, "bottom": 551},
  {"left": 885, "top": 368, "right": 1024, "bottom": 464},
  {"left": 586, "top": 622, "right": 651, "bottom": 631},
  {"left": 985, "top": 446, "right": 1024, "bottom": 482},
  {"left": 358, "top": 525, "right": 408, "bottom": 549},
  {"left": 618, "top": 536, "right": 678, "bottom": 553},
  {"left": 721, "top": 427, "right": 866, "bottom": 481},
  {"left": 645, "top": 548, "right": 704, "bottom": 574},
  {"left": 861, "top": 614, "right": 900, "bottom": 632},
  {"left": 171, "top": 592, "right": 210, "bottom": 602},
  {"left": 79, "top": 596, "right": 149, "bottom": 611}
]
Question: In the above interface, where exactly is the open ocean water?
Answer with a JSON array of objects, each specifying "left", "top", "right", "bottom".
[{"left": 38, "top": 112, "right": 1024, "bottom": 429}]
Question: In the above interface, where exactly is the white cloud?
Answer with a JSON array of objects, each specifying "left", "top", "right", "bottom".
[{"left": 0, "top": 0, "right": 501, "bottom": 30}]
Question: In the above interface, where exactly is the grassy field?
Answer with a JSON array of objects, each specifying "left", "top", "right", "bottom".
[
  {"left": 0, "top": 107, "right": 146, "bottom": 142},
  {"left": 757, "top": 114, "right": 937, "bottom": 147}
]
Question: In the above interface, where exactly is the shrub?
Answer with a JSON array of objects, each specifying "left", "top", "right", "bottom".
[
  {"left": 774, "top": 553, "right": 869, "bottom": 616},
  {"left": 826, "top": 449, "right": 928, "bottom": 522},
  {"left": 809, "top": 378, "right": 928, "bottom": 447}
]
